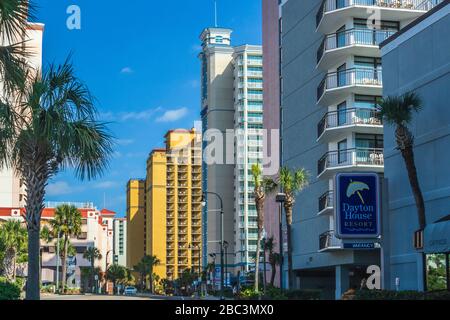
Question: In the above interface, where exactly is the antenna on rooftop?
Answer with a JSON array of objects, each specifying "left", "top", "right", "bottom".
[{"left": 214, "top": 0, "right": 218, "bottom": 27}]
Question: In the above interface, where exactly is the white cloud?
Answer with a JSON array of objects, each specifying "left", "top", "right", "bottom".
[
  {"left": 46, "top": 181, "right": 80, "bottom": 196},
  {"left": 120, "top": 67, "right": 133, "bottom": 74},
  {"left": 156, "top": 107, "right": 189, "bottom": 123},
  {"left": 120, "top": 107, "right": 162, "bottom": 121},
  {"left": 116, "top": 138, "right": 135, "bottom": 146},
  {"left": 93, "top": 181, "right": 119, "bottom": 189}
]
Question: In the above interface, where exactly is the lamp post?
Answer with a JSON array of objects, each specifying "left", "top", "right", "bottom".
[
  {"left": 223, "top": 241, "right": 229, "bottom": 290},
  {"left": 276, "top": 193, "right": 286, "bottom": 290},
  {"left": 202, "top": 192, "right": 224, "bottom": 300},
  {"left": 262, "top": 231, "right": 267, "bottom": 294}
]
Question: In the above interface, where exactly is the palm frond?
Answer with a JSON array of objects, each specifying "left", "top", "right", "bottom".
[{"left": 380, "top": 91, "right": 423, "bottom": 126}]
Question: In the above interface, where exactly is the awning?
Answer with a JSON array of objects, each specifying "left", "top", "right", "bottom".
[{"left": 424, "top": 216, "right": 450, "bottom": 254}]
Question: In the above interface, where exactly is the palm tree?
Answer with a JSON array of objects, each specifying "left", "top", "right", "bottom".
[
  {"left": 83, "top": 246, "right": 102, "bottom": 293},
  {"left": 133, "top": 255, "right": 160, "bottom": 293},
  {"left": 0, "top": 60, "right": 113, "bottom": 300},
  {"left": 0, "top": 0, "right": 33, "bottom": 94},
  {"left": 106, "top": 264, "right": 127, "bottom": 294},
  {"left": 380, "top": 92, "right": 426, "bottom": 230},
  {"left": 50, "top": 204, "right": 82, "bottom": 293},
  {"left": 251, "top": 164, "right": 277, "bottom": 293},
  {"left": 263, "top": 237, "right": 281, "bottom": 287},
  {"left": 279, "top": 167, "right": 309, "bottom": 289},
  {"left": 0, "top": 220, "right": 27, "bottom": 281}
]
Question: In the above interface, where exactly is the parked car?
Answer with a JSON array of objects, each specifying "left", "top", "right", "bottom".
[{"left": 124, "top": 286, "right": 137, "bottom": 296}]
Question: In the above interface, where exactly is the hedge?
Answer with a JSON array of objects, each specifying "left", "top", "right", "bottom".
[
  {"left": 354, "top": 289, "right": 450, "bottom": 300},
  {"left": 0, "top": 277, "right": 21, "bottom": 300}
]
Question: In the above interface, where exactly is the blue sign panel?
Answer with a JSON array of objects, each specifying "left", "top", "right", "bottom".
[
  {"left": 343, "top": 243, "right": 376, "bottom": 250},
  {"left": 335, "top": 173, "right": 380, "bottom": 239}
]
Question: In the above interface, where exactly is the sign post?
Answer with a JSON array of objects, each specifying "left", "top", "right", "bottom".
[{"left": 335, "top": 173, "right": 380, "bottom": 239}]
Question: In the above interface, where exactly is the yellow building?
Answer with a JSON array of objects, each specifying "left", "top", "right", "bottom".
[
  {"left": 126, "top": 179, "right": 146, "bottom": 269},
  {"left": 145, "top": 129, "right": 203, "bottom": 280}
]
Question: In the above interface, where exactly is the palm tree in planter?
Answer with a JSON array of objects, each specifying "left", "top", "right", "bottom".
[
  {"left": 0, "top": 60, "right": 113, "bottom": 300},
  {"left": 83, "top": 246, "right": 102, "bottom": 293},
  {"left": 251, "top": 164, "right": 277, "bottom": 293},
  {"left": 50, "top": 204, "right": 82, "bottom": 293},
  {"left": 380, "top": 92, "right": 426, "bottom": 231},
  {"left": 106, "top": 264, "right": 127, "bottom": 294},
  {"left": 279, "top": 167, "right": 309, "bottom": 289},
  {"left": 0, "top": 220, "right": 28, "bottom": 281}
]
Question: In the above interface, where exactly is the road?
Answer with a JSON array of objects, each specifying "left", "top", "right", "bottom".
[
  {"left": 41, "top": 294, "right": 164, "bottom": 300},
  {"left": 40, "top": 294, "right": 219, "bottom": 301}
]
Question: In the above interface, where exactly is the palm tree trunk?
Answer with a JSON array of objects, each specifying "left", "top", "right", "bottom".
[
  {"left": 26, "top": 226, "right": 41, "bottom": 300},
  {"left": 61, "top": 237, "right": 68, "bottom": 293},
  {"left": 150, "top": 274, "right": 154, "bottom": 294},
  {"left": 400, "top": 145, "right": 426, "bottom": 230},
  {"left": 91, "top": 262, "right": 95, "bottom": 293},
  {"left": 255, "top": 227, "right": 261, "bottom": 292},
  {"left": 12, "top": 250, "right": 16, "bottom": 281},
  {"left": 270, "top": 262, "right": 276, "bottom": 287}
]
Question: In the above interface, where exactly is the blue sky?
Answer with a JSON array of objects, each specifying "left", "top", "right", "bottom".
[{"left": 34, "top": 0, "right": 262, "bottom": 217}]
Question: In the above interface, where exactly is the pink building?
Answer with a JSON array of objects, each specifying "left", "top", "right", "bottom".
[
  {"left": 262, "top": 0, "right": 285, "bottom": 287},
  {"left": 0, "top": 203, "right": 115, "bottom": 289}
]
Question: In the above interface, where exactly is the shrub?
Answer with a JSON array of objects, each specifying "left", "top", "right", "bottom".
[
  {"left": 285, "top": 289, "right": 322, "bottom": 300},
  {"left": 0, "top": 277, "right": 21, "bottom": 300},
  {"left": 262, "top": 286, "right": 287, "bottom": 300},
  {"left": 354, "top": 290, "right": 450, "bottom": 300},
  {"left": 238, "top": 288, "right": 260, "bottom": 300}
]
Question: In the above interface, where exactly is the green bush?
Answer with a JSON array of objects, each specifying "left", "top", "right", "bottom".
[
  {"left": 0, "top": 277, "right": 21, "bottom": 300},
  {"left": 262, "top": 286, "right": 287, "bottom": 300},
  {"left": 354, "top": 290, "right": 450, "bottom": 300},
  {"left": 238, "top": 288, "right": 260, "bottom": 300},
  {"left": 285, "top": 289, "right": 322, "bottom": 300}
]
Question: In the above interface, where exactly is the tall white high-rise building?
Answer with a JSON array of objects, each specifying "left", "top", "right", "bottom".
[
  {"left": 0, "top": 22, "right": 44, "bottom": 208},
  {"left": 199, "top": 28, "right": 264, "bottom": 276},
  {"left": 233, "top": 46, "right": 264, "bottom": 271}
]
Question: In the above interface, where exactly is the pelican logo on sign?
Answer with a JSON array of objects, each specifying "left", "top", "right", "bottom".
[{"left": 335, "top": 173, "right": 380, "bottom": 239}]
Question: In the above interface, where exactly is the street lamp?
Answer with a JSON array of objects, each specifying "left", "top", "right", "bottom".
[
  {"left": 262, "top": 230, "right": 267, "bottom": 293},
  {"left": 223, "top": 241, "right": 229, "bottom": 289},
  {"left": 202, "top": 192, "right": 225, "bottom": 300},
  {"left": 276, "top": 192, "right": 286, "bottom": 290}
]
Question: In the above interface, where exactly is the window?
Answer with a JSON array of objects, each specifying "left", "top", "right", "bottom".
[
  {"left": 337, "top": 101, "right": 347, "bottom": 126},
  {"left": 338, "top": 139, "right": 348, "bottom": 164},
  {"left": 355, "top": 134, "right": 383, "bottom": 149},
  {"left": 215, "top": 36, "right": 223, "bottom": 43}
]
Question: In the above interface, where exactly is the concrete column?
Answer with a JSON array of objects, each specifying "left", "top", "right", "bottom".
[{"left": 335, "top": 265, "right": 350, "bottom": 300}]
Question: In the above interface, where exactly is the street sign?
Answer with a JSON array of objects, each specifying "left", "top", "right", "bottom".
[
  {"left": 343, "top": 242, "right": 376, "bottom": 250},
  {"left": 335, "top": 173, "right": 380, "bottom": 239}
]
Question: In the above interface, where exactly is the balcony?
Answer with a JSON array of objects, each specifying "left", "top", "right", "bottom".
[
  {"left": 319, "top": 231, "right": 343, "bottom": 252},
  {"left": 318, "top": 191, "right": 334, "bottom": 216},
  {"left": 317, "top": 68, "right": 382, "bottom": 106},
  {"left": 317, "top": 29, "right": 396, "bottom": 69},
  {"left": 317, "top": 108, "right": 383, "bottom": 142},
  {"left": 316, "top": 0, "right": 437, "bottom": 34},
  {"left": 318, "top": 148, "right": 384, "bottom": 178}
]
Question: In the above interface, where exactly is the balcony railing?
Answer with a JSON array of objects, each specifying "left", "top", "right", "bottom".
[
  {"left": 319, "top": 230, "right": 342, "bottom": 251},
  {"left": 317, "top": 68, "right": 382, "bottom": 101},
  {"left": 317, "top": 108, "right": 382, "bottom": 138},
  {"left": 318, "top": 191, "right": 333, "bottom": 213},
  {"left": 317, "top": 28, "right": 396, "bottom": 63},
  {"left": 316, "top": 0, "right": 438, "bottom": 27},
  {"left": 318, "top": 148, "right": 384, "bottom": 175}
]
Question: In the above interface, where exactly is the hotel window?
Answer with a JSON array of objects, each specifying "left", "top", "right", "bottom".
[
  {"left": 338, "top": 139, "right": 348, "bottom": 164},
  {"left": 356, "top": 134, "right": 383, "bottom": 150},
  {"left": 215, "top": 36, "right": 223, "bottom": 43}
]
